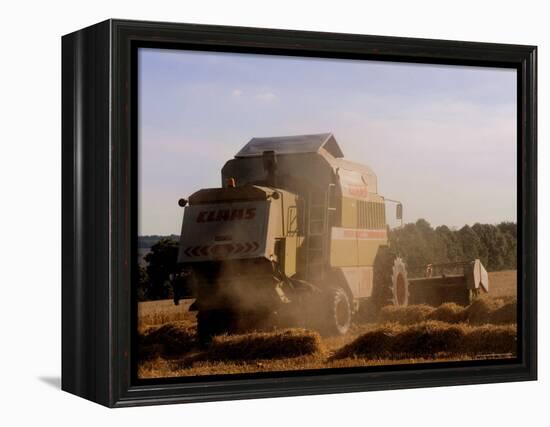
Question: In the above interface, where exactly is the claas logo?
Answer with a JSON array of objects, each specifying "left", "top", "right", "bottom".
[{"left": 196, "top": 208, "right": 256, "bottom": 223}]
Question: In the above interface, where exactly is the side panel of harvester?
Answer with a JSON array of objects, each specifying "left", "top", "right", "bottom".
[
  {"left": 329, "top": 167, "right": 388, "bottom": 299},
  {"left": 330, "top": 169, "right": 388, "bottom": 267}
]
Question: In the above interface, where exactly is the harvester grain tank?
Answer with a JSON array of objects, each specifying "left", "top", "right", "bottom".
[{"left": 174, "top": 133, "right": 489, "bottom": 344}]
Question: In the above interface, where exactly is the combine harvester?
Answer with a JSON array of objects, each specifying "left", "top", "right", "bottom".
[{"left": 173, "top": 134, "right": 489, "bottom": 344}]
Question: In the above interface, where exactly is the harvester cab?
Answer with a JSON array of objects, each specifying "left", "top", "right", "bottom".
[{"left": 175, "top": 133, "right": 489, "bottom": 344}]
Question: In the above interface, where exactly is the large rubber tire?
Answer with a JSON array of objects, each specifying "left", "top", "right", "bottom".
[
  {"left": 324, "top": 287, "right": 352, "bottom": 336},
  {"left": 373, "top": 246, "right": 409, "bottom": 309}
]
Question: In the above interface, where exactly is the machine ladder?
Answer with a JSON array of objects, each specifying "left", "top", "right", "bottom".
[{"left": 304, "top": 184, "right": 336, "bottom": 281}]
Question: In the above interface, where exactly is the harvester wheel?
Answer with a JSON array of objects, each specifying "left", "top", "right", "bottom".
[
  {"left": 324, "top": 287, "right": 352, "bottom": 336},
  {"left": 373, "top": 246, "right": 409, "bottom": 309}
]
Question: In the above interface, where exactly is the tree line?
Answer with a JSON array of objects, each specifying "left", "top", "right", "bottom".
[
  {"left": 388, "top": 219, "right": 517, "bottom": 272},
  {"left": 138, "top": 234, "right": 179, "bottom": 249}
]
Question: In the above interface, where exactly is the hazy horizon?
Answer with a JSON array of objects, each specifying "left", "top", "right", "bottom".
[{"left": 138, "top": 48, "right": 517, "bottom": 236}]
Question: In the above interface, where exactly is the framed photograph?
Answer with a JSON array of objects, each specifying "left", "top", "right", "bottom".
[{"left": 62, "top": 19, "right": 537, "bottom": 407}]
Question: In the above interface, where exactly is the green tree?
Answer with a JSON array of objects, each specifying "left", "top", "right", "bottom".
[
  {"left": 143, "top": 238, "right": 180, "bottom": 300},
  {"left": 389, "top": 221, "right": 516, "bottom": 273},
  {"left": 435, "top": 225, "right": 463, "bottom": 262},
  {"left": 390, "top": 219, "right": 438, "bottom": 267},
  {"left": 136, "top": 265, "right": 149, "bottom": 301},
  {"left": 497, "top": 222, "right": 517, "bottom": 269},
  {"left": 472, "top": 223, "right": 508, "bottom": 270},
  {"left": 497, "top": 221, "right": 517, "bottom": 239},
  {"left": 458, "top": 225, "right": 483, "bottom": 264}
]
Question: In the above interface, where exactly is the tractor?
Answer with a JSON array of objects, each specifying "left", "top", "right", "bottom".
[{"left": 172, "top": 133, "right": 489, "bottom": 344}]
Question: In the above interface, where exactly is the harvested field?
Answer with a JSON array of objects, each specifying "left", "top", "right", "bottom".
[
  {"left": 487, "top": 270, "right": 517, "bottom": 298},
  {"left": 139, "top": 325, "right": 323, "bottom": 363},
  {"left": 378, "top": 297, "right": 517, "bottom": 326},
  {"left": 137, "top": 269, "right": 517, "bottom": 378},
  {"left": 379, "top": 304, "right": 435, "bottom": 324},
  {"left": 490, "top": 300, "right": 518, "bottom": 324},
  {"left": 428, "top": 303, "right": 468, "bottom": 323},
  {"left": 332, "top": 321, "right": 516, "bottom": 359},
  {"left": 467, "top": 297, "right": 517, "bottom": 325},
  {"left": 139, "top": 321, "right": 196, "bottom": 360},
  {"left": 138, "top": 299, "right": 195, "bottom": 330},
  {"left": 205, "top": 329, "right": 324, "bottom": 361}
]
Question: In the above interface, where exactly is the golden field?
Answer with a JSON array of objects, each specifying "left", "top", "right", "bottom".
[{"left": 137, "top": 270, "right": 517, "bottom": 379}]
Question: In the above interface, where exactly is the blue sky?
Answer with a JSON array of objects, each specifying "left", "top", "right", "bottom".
[{"left": 138, "top": 48, "right": 517, "bottom": 235}]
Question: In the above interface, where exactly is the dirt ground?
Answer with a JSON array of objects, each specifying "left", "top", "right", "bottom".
[
  {"left": 485, "top": 270, "right": 518, "bottom": 298},
  {"left": 137, "top": 270, "right": 517, "bottom": 379}
]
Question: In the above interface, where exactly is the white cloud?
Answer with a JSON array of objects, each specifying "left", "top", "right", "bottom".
[
  {"left": 231, "top": 89, "right": 242, "bottom": 97},
  {"left": 256, "top": 91, "right": 277, "bottom": 102}
]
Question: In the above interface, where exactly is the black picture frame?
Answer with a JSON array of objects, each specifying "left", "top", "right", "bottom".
[{"left": 61, "top": 19, "right": 537, "bottom": 407}]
